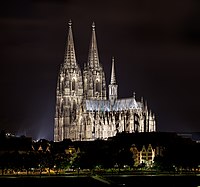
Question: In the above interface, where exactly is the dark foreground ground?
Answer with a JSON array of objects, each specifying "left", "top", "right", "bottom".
[{"left": 0, "top": 175, "right": 199, "bottom": 187}]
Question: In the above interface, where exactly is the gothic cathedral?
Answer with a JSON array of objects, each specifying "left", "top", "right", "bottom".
[{"left": 54, "top": 21, "right": 156, "bottom": 142}]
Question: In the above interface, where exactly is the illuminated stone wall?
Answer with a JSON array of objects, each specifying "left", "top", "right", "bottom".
[{"left": 54, "top": 21, "right": 156, "bottom": 142}]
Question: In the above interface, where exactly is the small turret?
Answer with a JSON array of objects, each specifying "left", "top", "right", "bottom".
[
  {"left": 109, "top": 57, "right": 118, "bottom": 105},
  {"left": 111, "top": 57, "right": 116, "bottom": 85}
]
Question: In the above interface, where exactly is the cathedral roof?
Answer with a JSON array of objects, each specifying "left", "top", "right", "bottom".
[{"left": 85, "top": 97, "right": 142, "bottom": 112}]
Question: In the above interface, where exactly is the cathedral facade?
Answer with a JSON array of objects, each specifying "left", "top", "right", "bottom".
[{"left": 54, "top": 21, "right": 156, "bottom": 142}]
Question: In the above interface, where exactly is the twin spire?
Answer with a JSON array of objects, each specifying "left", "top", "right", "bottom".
[
  {"left": 64, "top": 20, "right": 76, "bottom": 68},
  {"left": 64, "top": 20, "right": 100, "bottom": 70},
  {"left": 88, "top": 21, "right": 100, "bottom": 69},
  {"left": 64, "top": 20, "right": 117, "bottom": 86}
]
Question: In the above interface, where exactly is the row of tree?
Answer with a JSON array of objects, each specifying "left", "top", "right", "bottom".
[{"left": 0, "top": 131, "right": 200, "bottom": 175}]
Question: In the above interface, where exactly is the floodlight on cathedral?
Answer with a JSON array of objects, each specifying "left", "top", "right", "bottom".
[{"left": 54, "top": 21, "right": 156, "bottom": 142}]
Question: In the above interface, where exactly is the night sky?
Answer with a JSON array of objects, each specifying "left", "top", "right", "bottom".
[{"left": 1, "top": 0, "right": 200, "bottom": 141}]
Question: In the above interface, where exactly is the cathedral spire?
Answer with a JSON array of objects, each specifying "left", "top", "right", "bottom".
[
  {"left": 64, "top": 20, "right": 77, "bottom": 69},
  {"left": 87, "top": 22, "right": 100, "bottom": 69},
  {"left": 109, "top": 57, "right": 118, "bottom": 104},
  {"left": 110, "top": 57, "right": 116, "bottom": 85}
]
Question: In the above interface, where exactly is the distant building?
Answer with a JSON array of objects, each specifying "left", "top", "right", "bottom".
[
  {"left": 54, "top": 21, "right": 156, "bottom": 142},
  {"left": 130, "top": 144, "right": 157, "bottom": 167},
  {"left": 0, "top": 131, "right": 32, "bottom": 155},
  {"left": 177, "top": 132, "right": 200, "bottom": 143}
]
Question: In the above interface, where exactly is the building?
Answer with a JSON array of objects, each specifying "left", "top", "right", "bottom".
[
  {"left": 130, "top": 143, "right": 156, "bottom": 167},
  {"left": 54, "top": 21, "right": 156, "bottom": 142}
]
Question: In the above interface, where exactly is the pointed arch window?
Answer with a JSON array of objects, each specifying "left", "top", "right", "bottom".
[
  {"left": 72, "top": 78, "right": 76, "bottom": 91},
  {"left": 96, "top": 79, "right": 101, "bottom": 93}
]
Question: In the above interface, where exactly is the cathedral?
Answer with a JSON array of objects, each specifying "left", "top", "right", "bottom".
[{"left": 54, "top": 21, "right": 156, "bottom": 142}]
